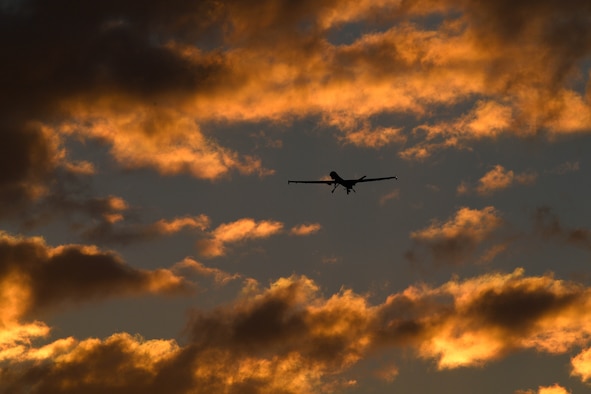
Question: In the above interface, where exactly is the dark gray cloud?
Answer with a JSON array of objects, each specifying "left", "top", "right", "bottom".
[{"left": 533, "top": 206, "right": 591, "bottom": 250}]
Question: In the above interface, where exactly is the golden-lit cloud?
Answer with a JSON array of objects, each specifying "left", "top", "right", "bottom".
[
  {"left": 289, "top": 223, "right": 322, "bottom": 236},
  {"left": 516, "top": 384, "right": 571, "bottom": 394},
  {"left": 0, "top": 332, "right": 182, "bottom": 394},
  {"left": 59, "top": 107, "right": 272, "bottom": 180},
  {"left": 571, "top": 347, "right": 591, "bottom": 382},
  {"left": 476, "top": 165, "right": 537, "bottom": 195},
  {"left": 153, "top": 215, "right": 211, "bottom": 234},
  {"left": 197, "top": 218, "right": 289, "bottom": 257},
  {"left": 5, "top": 270, "right": 591, "bottom": 391},
  {"left": 196, "top": 218, "right": 324, "bottom": 257},
  {"left": 338, "top": 125, "right": 406, "bottom": 148},
  {"left": 539, "top": 384, "right": 571, "bottom": 394},
  {"left": 2, "top": 0, "right": 591, "bottom": 220},
  {"left": 172, "top": 257, "right": 241, "bottom": 285},
  {"left": 457, "top": 165, "right": 538, "bottom": 196},
  {"left": 407, "top": 206, "right": 504, "bottom": 265},
  {"left": 376, "top": 268, "right": 591, "bottom": 370},
  {"left": 1, "top": 275, "right": 376, "bottom": 393},
  {"left": 2, "top": 1, "right": 591, "bottom": 391}
]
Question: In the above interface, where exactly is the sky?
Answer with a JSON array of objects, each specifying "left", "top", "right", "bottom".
[{"left": 1, "top": 0, "right": 591, "bottom": 393}]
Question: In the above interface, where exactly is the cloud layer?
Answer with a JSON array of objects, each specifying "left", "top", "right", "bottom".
[
  {"left": 3, "top": 0, "right": 591, "bottom": 218},
  {"left": 4, "top": 269, "right": 591, "bottom": 392}
]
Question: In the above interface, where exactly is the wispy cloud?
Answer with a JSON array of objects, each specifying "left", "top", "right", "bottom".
[
  {"left": 532, "top": 206, "right": 591, "bottom": 251},
  {"left": 172, "top": 257, "right": 241, "bottom": 286},
  {"left": 379, "top": 190, "right": 400, "bottom": 206},
  {"left": 547, "top": 161, "right": 581, "bottom": 175},
  {"left": 196, "top": 218, "right": 322, "bottom": 258},
  {"left": 82, "top": 214, "right": 211, "bottom": 245},
  {"left": 196, "top": 218, "right": 285, "bottom": 258}
]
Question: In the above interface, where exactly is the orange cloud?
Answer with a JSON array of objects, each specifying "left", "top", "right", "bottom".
[
  {"left": 1, "top": 275, "right": 376, "bottom": 393},
  {"left": 376, "top": 268, "right": 591, "bottom": 370},
  {"left": 172, "top": 257, "right": 241, "bottom": 285},
  {"left": 0, "top": 332, "right": 182, "bottom": 393},
  {"left": 516, "top": 384, "right": 571, "bottom": 394},
  {"left": 407, "top": 206, "right": 504, "bottom": 265},
  {"left": 539, "top": 384, "right": 571, "bottom": 394},
  {"left": 153, "top": 215, "right": 210, "bottom": 234},
  {"left": 5, "top": 270, "right": 591, "bottom": 391},
  {"left": 3, "top": 0, "right": 591, "bottom": 220},
  {"left": 475, "top": 165, "right": 537, "bottom": 195},
  {"left": 290, "top": 223, "right": 322, "bottom": 236},
  {"left": 59, "top": 107, "right": 271, "bottom": 180},
  {"left": 456, "top": 165, "right": 538, "bottom": 196},
  {"left": 197, "top": 218, "right": 284, "bottom": 257},
  {"left": 571, "top": 347, "right": 591, "bottom": 382}
]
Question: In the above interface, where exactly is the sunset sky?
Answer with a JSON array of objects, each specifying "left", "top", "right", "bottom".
[{"left": 2, "top": 0, "right": 591, "bottom": 393}]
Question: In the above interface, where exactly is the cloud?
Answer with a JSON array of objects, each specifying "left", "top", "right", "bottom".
[
  {"left": 289, "top": 223, "right": 322, "bottom": 236},
  {"left": 2, "top": 0, "right": 591, "bottom": 218},
  {"left": 379, "top": 190, "right": 400, "bottom": 205},
  {"left": 5, "top": 270, "right": 591, "bottom": 391},
  {"left": 337, "top": 124, "right": 406, "bottom": 148},
  {"left": 0, "top": 122, "right": 62, "bottom": 217},
  {"left": 407, "top": 206, "right": 505, "bottom": 265},
  {"left": 516, "top": 384, "right": 571, "bottom": 394},
  {"left": 457, "top": 165, "right": 537, "bottom": 196},
  {"left": 197, "top": 218, "right": 319, "bottom": 258},
  {"left": 571, "top": 347, "right": 591, "bottom": 383},
  {"left": 0, "top": 332, "right": 183, "bottom": 394},
  {"left": 0, "top": 231, "right": 192, "bottom": 319},
  {"left": 196, "top": 218, "right": 284, "bottom": 258},
  {"left": 375, "top": 268, "right": 591, "bottom": 370},
  {"left": 1, "top": 275, "right": 376, "bottom": 393},
  {"left": 539, "top": 385, "right": 571, "bottom": 394},
  {"left": 59, "top": 108, "right": 272, "bottom": 180},
  {"left": 172, "top": 257, "right": 241, "bottom": 286},
  {"left": 82, "top": 214, "right": 211, "bottom": 245},
  {"left": 546, "top": 161, "right": 580, "bottom": 175},
  {"left": 532, "top": 206, "right": 591, "bottom": 251}
]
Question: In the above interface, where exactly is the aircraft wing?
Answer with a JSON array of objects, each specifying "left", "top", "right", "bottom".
[
  {"left": 354, "top": 176, "right": 398, "bottom": 183},
  {"left": 288, "top": 180, "right": 333, "bottom": 184}
]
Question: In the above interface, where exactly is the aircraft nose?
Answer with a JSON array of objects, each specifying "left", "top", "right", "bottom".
[{"left": 329, "top": 171, "right": 337, "bottom": 179}]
